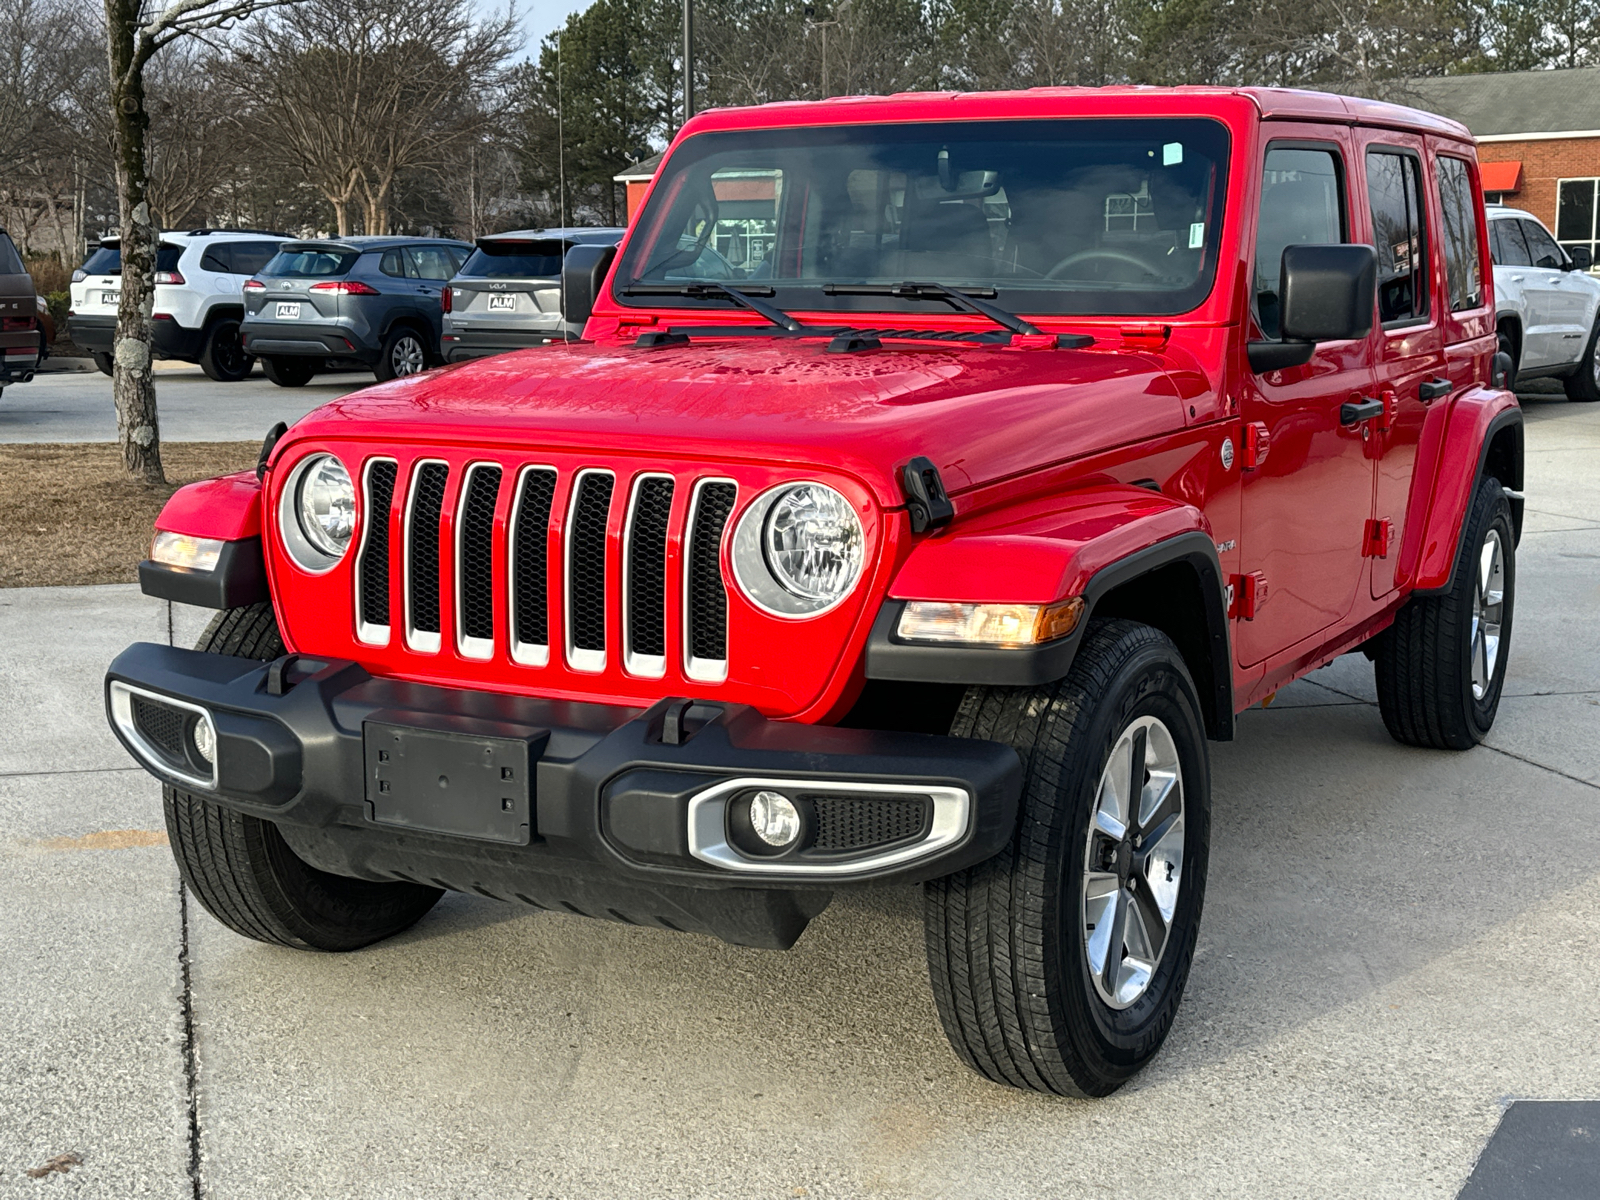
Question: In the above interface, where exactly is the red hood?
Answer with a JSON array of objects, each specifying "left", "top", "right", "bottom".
[{"left": 282, "top": 339, "right": 1191, "bottom": 506}]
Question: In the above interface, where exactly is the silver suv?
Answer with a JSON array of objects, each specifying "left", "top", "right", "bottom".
[
  {"left": 67, "top": 230, "right": 287, "bottom": 380},
  {"left": 441, "top": 228, "right": 624, "bottom": 361},
  {"left": 1487, "top": 205, "right": 1600, "bottom": 401}
]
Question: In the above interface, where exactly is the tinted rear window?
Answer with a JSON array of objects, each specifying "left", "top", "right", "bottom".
[
  {"left": 461, "top": 240, "right": 568, "bottom": 278},
  {"left": 0, "top": 233, "right": 23, "bottom": 276},
  {"left": 264, "top": 248, "right": 360, "bottom": 277},
  {"left": 78, "top": 243, "right": 182, "bottom": 276}
]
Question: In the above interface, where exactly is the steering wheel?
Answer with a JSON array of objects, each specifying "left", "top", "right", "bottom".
[{"left": 1045, "top": 248, "right": 1162, "bottom": 280}]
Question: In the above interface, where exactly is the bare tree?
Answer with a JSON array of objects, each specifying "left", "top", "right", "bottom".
[{"left": 102, "top": 0, "right": 294, "bottom": 485}]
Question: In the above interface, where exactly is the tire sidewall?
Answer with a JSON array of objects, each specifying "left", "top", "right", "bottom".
[
  {"left": 1453, "top": 480, "right": 1516, "bottom": 738},
  {"left": 378, "top": 328, "right": 427, "bottom": 381},
  {"left": 202, "top": 318, "right": 250, "bottom": 382},
  {"left": 1047, "top": 633, "right": 1211, "bottom": 1075}
]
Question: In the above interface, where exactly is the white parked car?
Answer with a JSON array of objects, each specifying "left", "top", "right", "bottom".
[
  {"left": 68, "top": 229, "right": 287, "bottom": 382},
  {"left": 1487, "top": 205, "right": 1600, "bottom": 401}
]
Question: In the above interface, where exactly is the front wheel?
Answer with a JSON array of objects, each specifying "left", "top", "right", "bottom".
[
  {"left": 1564, "top": 321, "right": 1600, "bottom": 401},
  {"left": 1375, "top": 475, "right": 1516, "bottom": 748},
  {"left": 925, "top": 619, "right": 1211, "bottom": 1096},
  {"left": 373, "top": 326, "right": 429, "bottom": 381},
  {"left": 165, "top": 604, "right": 443, "bottom": 950},
  {"left": 199, "top": 318, "right": 251, "bottom": 382}
]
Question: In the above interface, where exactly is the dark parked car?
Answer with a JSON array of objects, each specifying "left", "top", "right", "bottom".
[
  {"left": 241, "top": 237, "right": 471, "bottom": 386},
  {"left": 0, "top": 229, "right": 39, "bottom": 397},
  {"left": 440, "top": 227, "right": 624, "bottom": 361}
]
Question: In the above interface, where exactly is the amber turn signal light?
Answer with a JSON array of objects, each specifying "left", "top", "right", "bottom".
[{"left": 897, "top": 596, "right": 1085, "bottom": 647}]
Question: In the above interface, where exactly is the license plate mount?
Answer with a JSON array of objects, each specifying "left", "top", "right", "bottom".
[
  {"left": 363, "top": 720, "right": 547, "bottom": 845},
  {"left": 275, "top": 302, "right": 301, "bottom": 319},
  {"left": 486, "top": 294, "right": 516, "bottom": 311}
]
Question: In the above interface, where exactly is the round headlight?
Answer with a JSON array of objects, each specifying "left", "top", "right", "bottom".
[
  {"left": 761, "top": 484, "right": 864, "bottom": 604},
  {"left": 295, "top": 455, "right": 356, "bottom": 558}
]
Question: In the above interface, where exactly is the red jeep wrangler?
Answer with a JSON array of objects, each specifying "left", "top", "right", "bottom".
[{"left": 108, "top": 87, "right": 1522, "bottom": 1098}]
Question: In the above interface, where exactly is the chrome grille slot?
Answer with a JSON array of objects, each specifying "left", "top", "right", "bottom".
[
  {"left": 565, "top": 470, "right": 614, "bottom": 671},
  {"left": 624, "top": 474, "right": 675, "bottom": 677},
  {"left": 510, "top": 466, "right": 557, "bottom": 666},
  {"left": 405, "top": 461, "right": 449, "bottom": 653},
  {"left": 456, "top": 464, "right": 502, "bottom": 659},
  {"left": 685, "top": 480, "right": 737, "bottom": 682},
  {"left": 357, "top": 459, "right": 397, "bottom": 644}
]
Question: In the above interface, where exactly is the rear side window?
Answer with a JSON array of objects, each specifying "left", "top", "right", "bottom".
[
  {"left": 265, "top": 248, "right": 359, "bottom": 277},
  {"left": 200, "top": 245, "right": 233, "bottom": 273},
  {"left": 462, "top": 240, "right": 567, "bottom": 279},
  {"left": 1490, "top": 219, "right": 1532, "bottom": 266},
  {"left": 1436, "top": 157, "right": 1484, "bottom": 312},
  {"left": 1366, "top": 149, "right": 1429, "bottom": 325},
  {"left": 407, "top": 246, "right": 457, "bottom": 280},
  {"left": 1520, "top": 219, "right": 1565, "bottom": 269},
  {"left": 0, "top": 233, "right": 24, "bottom": 276},
  {"left": 230, "top": 242, "right": 281, "bottom": 275},
  {"left": 1254, "top": 146, "right": 1345, "bottom": 340},
  {"left": 379, "top": 249, "right": 408, "bottom": 278}
]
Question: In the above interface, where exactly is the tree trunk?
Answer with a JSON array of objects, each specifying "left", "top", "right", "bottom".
[
  {"left": 104, "top": 0, "right": 165, "bottom": 485},
  {"left": 332, "top": 196, "right": 350, "bottom": 236}
]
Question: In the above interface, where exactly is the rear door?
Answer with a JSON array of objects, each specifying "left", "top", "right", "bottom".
[
  {"left": 1236, "top": 127, "right": 1378, "bottom": 667},
  {"left": 405, "top": 246, "right": 457, "bottom": 336},
  {"left": 1353, "top": 131, "right": 1448, "bottom": 599}
]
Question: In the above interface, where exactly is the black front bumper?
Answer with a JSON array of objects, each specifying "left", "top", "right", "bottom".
[{"left": 105, "top": 644, "right": 1020, "bottom": 948}]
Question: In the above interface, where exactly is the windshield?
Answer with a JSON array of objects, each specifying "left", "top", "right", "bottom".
[
  {"left": 615, "top": 118, "right": 1230, "bottom": 318},
  {"left": 461, "top": 240, "right": 568, "bottom": 279},
  {"left": 264, "top": 248, "right": 360, "bottom": 278}
]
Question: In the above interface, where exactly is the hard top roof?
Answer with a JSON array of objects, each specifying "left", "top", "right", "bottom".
[{"left": 680, "top": 85, "right": 1472, "bottom": 143}]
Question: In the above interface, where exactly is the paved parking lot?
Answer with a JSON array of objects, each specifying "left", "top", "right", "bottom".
[
  {"left": 0, "top": 394, "right": 1596, "bottom": 1198},
  {"left": 0, "top": 362, "right": 370, "bottom": 444}
]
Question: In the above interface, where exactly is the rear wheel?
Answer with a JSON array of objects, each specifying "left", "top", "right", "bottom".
[
  {"left": 374, "top": 326, "right": 428, "bottom": 381},
  {"left": 199, "top": 318, "right": 251, "bottom": 382},
  {"left": 164, "top": 603, "right": 443, "bottom": 950},
  {"left": 1563, "top": 321, "right": 1600, "bottom": 401},
  {"left": 1375, "top": 475, "right": 1516, "bottom": 749},
  {"left": 924, "top": 620, "right": 1211, "bottom": 1096},
  {"left": 262, "top": 355, "right": 317, "bottom": 387},
  {"left": 92, "top": 351, "right": 113, "bottom": 376}
]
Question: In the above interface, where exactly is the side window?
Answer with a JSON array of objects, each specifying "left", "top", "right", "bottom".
[
  {"left": 1366, "top": 149, "right": 1429, "bottom": 325},
  {"left": 379, "top": 249, "right": 407, "bottom": 278},
  {"left": 1254, "top": 146, "right": 1345, "bottom": 340},
  {"left": 1521, "top": 219, "right": 1565, "bottom": 269},
  {"left": 1491, "top": 219, "right": 1532, "bottom": 267},
  {"left": 231, "top": 242, "right": 280, "bottom": 276},
  {"left": 406, "top": 246, "right": 455, "bottom": 281},
  {"left": 200, "top": 245, "right": 232, "bottom": 274},
  {"left": 0, "top": 233, "right": 24, "bottom": 276},
  {"left": 1436, "top": 157, "right": 1484, "bottom": 312},
  {"left": 1557, "top": 178, "right": 1599, "bottom": 263}
]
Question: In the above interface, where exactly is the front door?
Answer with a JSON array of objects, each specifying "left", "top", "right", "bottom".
[
  {"left": 1355, "top": 133, "right": 1447, "bottom": 598},
  {"left": 1236, "top": 129, "right": 1378, "bottom": 667},
  {"left": 1518, "top": 218, "right": 1590, "bottom": 368}
]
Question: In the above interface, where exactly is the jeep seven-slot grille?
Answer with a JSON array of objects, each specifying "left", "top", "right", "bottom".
[
  {"left": 567, "top": 472, "right": 614, "bottom": 657},
  {"left": 511, "top": 468, "right": 557, "bottom": 655},
  {"left": 407, "top": 463, "right": 450, "bottom": 642},
  {"left": 688, "top": 482, "right": 738, "bottom": 664},
  {"left": 458, "top": 465, "right": 502, "bottom": 647},
  {"left": 626, "top": 476, "right": 675, "bottom": 666}
]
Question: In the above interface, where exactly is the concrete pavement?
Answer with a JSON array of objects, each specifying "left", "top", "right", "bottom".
[
  {"left": 0, "top": 363, "right": 371, "bottom": 444},
  {"left": 0, "top": 393, "right": 1596, "bottom": 1198}
]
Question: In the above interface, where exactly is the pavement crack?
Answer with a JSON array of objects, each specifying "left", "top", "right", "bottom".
[
  {"left": 178, "top": 882, "right": 204, "bottom": 1200},
  {"left": 0, "top": 765, "right": 144, "bottom": 780},
  {"left": 1480, "top": 743, "right": 1600, "bottom": 792}
]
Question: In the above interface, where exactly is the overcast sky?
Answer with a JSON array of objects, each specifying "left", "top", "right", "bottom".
[{"left": 482, "top": 0, "right": 595, "bottom": 58}]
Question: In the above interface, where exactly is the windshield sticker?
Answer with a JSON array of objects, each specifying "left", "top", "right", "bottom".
[
  {"left": 1164, "top": 142, "right": 1184, "bottom": 166},
  {"left": 1189, "top": 223, "right": 1205, "bottom": 249}
]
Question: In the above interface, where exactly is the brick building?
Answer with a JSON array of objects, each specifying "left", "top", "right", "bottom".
[{"left": 1407, "top": 67, "right": 1600, "bottom": 263}]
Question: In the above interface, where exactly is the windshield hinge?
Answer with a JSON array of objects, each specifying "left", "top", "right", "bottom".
[{"left": 901, "top": 456, "right": 954, "bottom": 533}]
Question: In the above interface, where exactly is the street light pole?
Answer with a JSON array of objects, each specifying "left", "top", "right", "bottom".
[{"left": 682, "top": 0, "right": 694, "bottom": 126}]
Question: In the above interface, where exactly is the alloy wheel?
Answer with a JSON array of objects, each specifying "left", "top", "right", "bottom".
[
  {"left": 392, "top": 335, "right": 425, "bottom": 376},
  {"left": 1082, "top": 715, "right": 1185, "bottom": 1010},
  {"left": 1471, "top": 527, "right": 1506, "bottom": 701}
]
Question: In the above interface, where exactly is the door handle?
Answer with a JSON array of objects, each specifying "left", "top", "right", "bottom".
[
  {"left": 1419, "top": 377, "right": 1452, "bottom": 402},
  {"left": 1340, "top": 398, "right": 1385, "bottom": 424},
  {"left": 1509, "top": 274, "right": 1525, "bottom": 282}
]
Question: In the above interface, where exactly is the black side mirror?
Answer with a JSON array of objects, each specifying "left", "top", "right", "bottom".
[
  {"left": 1566, "top": 245, "right": 1592, "bottom": 272},
  {"left": 561, "top": 243, "right": 618, "bottom": 327},
  {"left": 1248, "top": 243, "right": 1378, "bottom": 374}
]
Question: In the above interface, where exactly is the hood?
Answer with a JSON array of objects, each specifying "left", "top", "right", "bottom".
[{"left": 283, "top": 339, "right": 1191, "bottom": 507}]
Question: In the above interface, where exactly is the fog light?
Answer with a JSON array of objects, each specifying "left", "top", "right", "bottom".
[
  {"left": 191, "top": 714, "right": 216, "bottom": 765},
  {"left": 748, "top": 790, "right": 801, "bottom": 847}
]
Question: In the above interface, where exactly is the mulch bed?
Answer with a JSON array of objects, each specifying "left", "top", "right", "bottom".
[{"left": 0, "top": 442, "right": 258, "bottom": 588}]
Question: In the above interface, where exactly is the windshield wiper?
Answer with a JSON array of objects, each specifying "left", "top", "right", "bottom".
[
  {"left": 822, "top": 281, "right": 1042, "bottom": 336},
  {"left": 622, "top": 283, "right": 802, "bottom": 332}
]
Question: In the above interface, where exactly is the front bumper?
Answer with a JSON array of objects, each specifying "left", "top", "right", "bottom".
[{"left": 105, "top": 643, "right": 1021, "bottom": 948}]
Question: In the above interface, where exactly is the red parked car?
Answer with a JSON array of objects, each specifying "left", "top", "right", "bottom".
[{"left": 108, "top": 87, "right": 1522, "bottom": 1098}]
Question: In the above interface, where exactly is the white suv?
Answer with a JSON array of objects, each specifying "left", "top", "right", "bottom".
[
  {"left": 68, "top": 230, "right": 287, "bottom": 381},
  {"left": 1487, "top": 205, "right": 1600, "bottom": 401}
]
